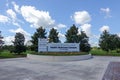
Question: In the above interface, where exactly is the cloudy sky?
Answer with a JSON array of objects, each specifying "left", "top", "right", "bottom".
[{"left": 0, "top": 0, "right": 120, "bottom": 46}]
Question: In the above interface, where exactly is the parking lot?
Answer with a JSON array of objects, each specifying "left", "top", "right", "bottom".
[{"left": 0, "top": 56, "right": 120, "bottom": 80}]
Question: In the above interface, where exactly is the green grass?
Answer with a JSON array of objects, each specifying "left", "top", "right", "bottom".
[
  {"left": 1, "top": 48, "right": 120, "bottom": 59},
  {"left": 30, "top": 52, "right": 89, "bottom": 56},
  {"left": 90, "top": 48, "right": 120, "bottom": 56},
  {"left": 0, "top": 50, "right": 16, "bottom": 58},
  {"left": 0, "top": 50, "right": 26, "bottom": 59}
]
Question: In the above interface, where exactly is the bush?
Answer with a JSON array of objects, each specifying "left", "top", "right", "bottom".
[
  {"left": 13, "top": 45, "right": 26, "bottom": 54},
  {"left": 116, "top": 49, "right": 120, "bottom": 53}
]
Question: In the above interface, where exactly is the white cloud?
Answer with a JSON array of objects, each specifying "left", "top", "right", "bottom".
[
  {"left": 100, "top": 8, "right": 111, "bottom": 18},
  {"left": 4, "top": 33, "right": 31, "bottom": 45},
  {"left": 89, "top": 34, "right": 100, "bottom": 47},
  {"left": 57, "top": 24, "right": 67, "bottom": 29},
  {"left": 80, "top": 24, "right": 92, "bottom": 37},
  {"left": 58, "top": 33, "right": 65, "bottom": 38},
  {"left": 101, "top": 8, "right": 110, "bottom": 13},
  {"left": 9, "top": 27, "right": 30, "bottom": 36},
  {"left": 79, "top": 24, "right": 99, "bottom": 47},
  {"left": 6, "top": 9, "right": 16, "bottom": 20},
  {"left": 100, "top": 25, "right": 110, "bottom": 32},
  {"left": 117, "top": 33, "right": 120, "bottom": 37},
  {"left": 89, "top": 41, "right": 99, "bottom": 47},
  {"left": 4, "top": 36, "right": 14, "bottom": 45},
  {"left": 78, "top": 28, "right": 81, "bottom": 34},
  {"left": 6, "top": 9, "right": 21, "bottom": 27},
  {"left": 72, "top": 11, "right": 91, "bottom": 25},
  {"left": 25, "top": 40, "right": 32, "bottom": 46},
  {"left": 20, "top": 6, "right": 55, "bottom": 28},
  {"left": 0, "top": 15, "right": 9, "bottom": 23},
  {"left": 93, "top": 34, "right": 100, "bottom": 40},
  {"left": 54, "top": 24, "right": 67, "bottom": 30},
  {"left": 58, "top": 33, "right": 65, "bottom": 43},
  {"left": 11, "top": 1, "right": 20, "bottom": 13},
  {"left": 9, "top": 27, "right": 31, "bottom": 44},
  {"left": 12, "top": 22, "right": 21, "bottom": 27}
]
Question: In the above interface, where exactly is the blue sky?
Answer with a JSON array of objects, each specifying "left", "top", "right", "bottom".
[{"left": 0, "top": 0, "right": 120, "bottom": 46}]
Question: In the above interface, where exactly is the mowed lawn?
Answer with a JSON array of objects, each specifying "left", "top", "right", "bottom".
[
  {"left": 90, "top": 48, "right": 120, "bottom": 56},
  {"left": 0, "top": 49, "right": 120, "bottom": 59},
  {"left": 0, "top": 50, "right": 27, "bottom": 59}
]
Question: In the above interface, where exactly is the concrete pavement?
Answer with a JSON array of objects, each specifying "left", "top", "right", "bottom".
[{"left": 0, "top": 56, "right": 120, "bottom": 80}]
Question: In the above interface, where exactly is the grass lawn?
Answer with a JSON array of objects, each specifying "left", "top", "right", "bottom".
[
  {"left": 1, "top": 49, "right": 120, "bottom": 59},
  {"left": 0, "top": 50, "right": 27, "bottom": 59},
  {"left": 90, "top": 48, "right": 120, "bottom": 56}
]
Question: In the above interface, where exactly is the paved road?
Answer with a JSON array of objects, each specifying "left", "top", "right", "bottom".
[{"left": 0, "top": 56, "right": 120, "bottom": 80}]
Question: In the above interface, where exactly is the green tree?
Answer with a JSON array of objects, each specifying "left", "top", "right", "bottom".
[
  {"left": 99, "top": 30, "right": 120, "bottom": 52},
  {"left": 31, "top": 27, "right": 47, "bottom": 51},
  {"left": 13, "top": 33, "right": 26, "bottom": 54},
  {"left": 48, "top": 28, "right": 60, "bottom": 43},
  {"left": 2, "top": 45, "right": 14, "bottom": 53},
  {"left": 110, "top": 34, "right": 120, "bottom": 52},
  {"left": 65, "top": 24, "right": 79, "bottom": 43},
  {"left": 99, "top": 30, "right": 111, "bottom": 52},
  {"left": 78, "top": 31, "right": 88, "bottom": 42},
  {"left": 79, "top": 31, "right": 91, "bottom": 52},
  {"left": 65, "top": 24, "right": 91, "bottom": 52},
  {"left": 80, "top": 38, "right": 91, "bottom": 52},
  {"left": 0, "top": 31, "right": 4, "bottom": 54}
]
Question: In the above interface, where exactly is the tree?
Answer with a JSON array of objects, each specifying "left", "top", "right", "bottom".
[
  {"left": 109, "top": 34, "right": 120, "bottom": 52},
  {"left": 2, "top": 45, "right": 14, "bottom": 53},
  {"left": 13, "top": 33, "right": 26, "bottom": 54},
  {"left": 99, "top": 30, "right": 119, "bottom": 52},
  {"left": 79, "top": 31, "right": 91, "bottom": 52},
  {"left": 80, "top": 38, "right": 91, "bottom": 52},
  {"left": 31, "top": 27, "right": 47, "bottom": 51},
  {"left": 0, "top": 31, "right": 4, "bottom": 54},
  {"left": 65, "top": 24, "right": 91, "bottom": 52},
  {"left": 48, "top": 28, "right": 60, "bottom": 43},
  {"left": 99, "top": 30, "right": 110, "bottom": 52},
  {"left": 78, "top": 31, "right": 88, "bottom": 42},
  {"left": 65, "top": 24, "right": 79, "bottom": 43}
]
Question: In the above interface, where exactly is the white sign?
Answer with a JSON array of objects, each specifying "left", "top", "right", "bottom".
[
  {"left": 47, "top": 43, "right": 79, "bottom": 52},
  {"left": 38, "top": 38, "right": 80, "bottom": 52},
  {"left": 38, "top": 38, "right": 47, "bottom": 52}
]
